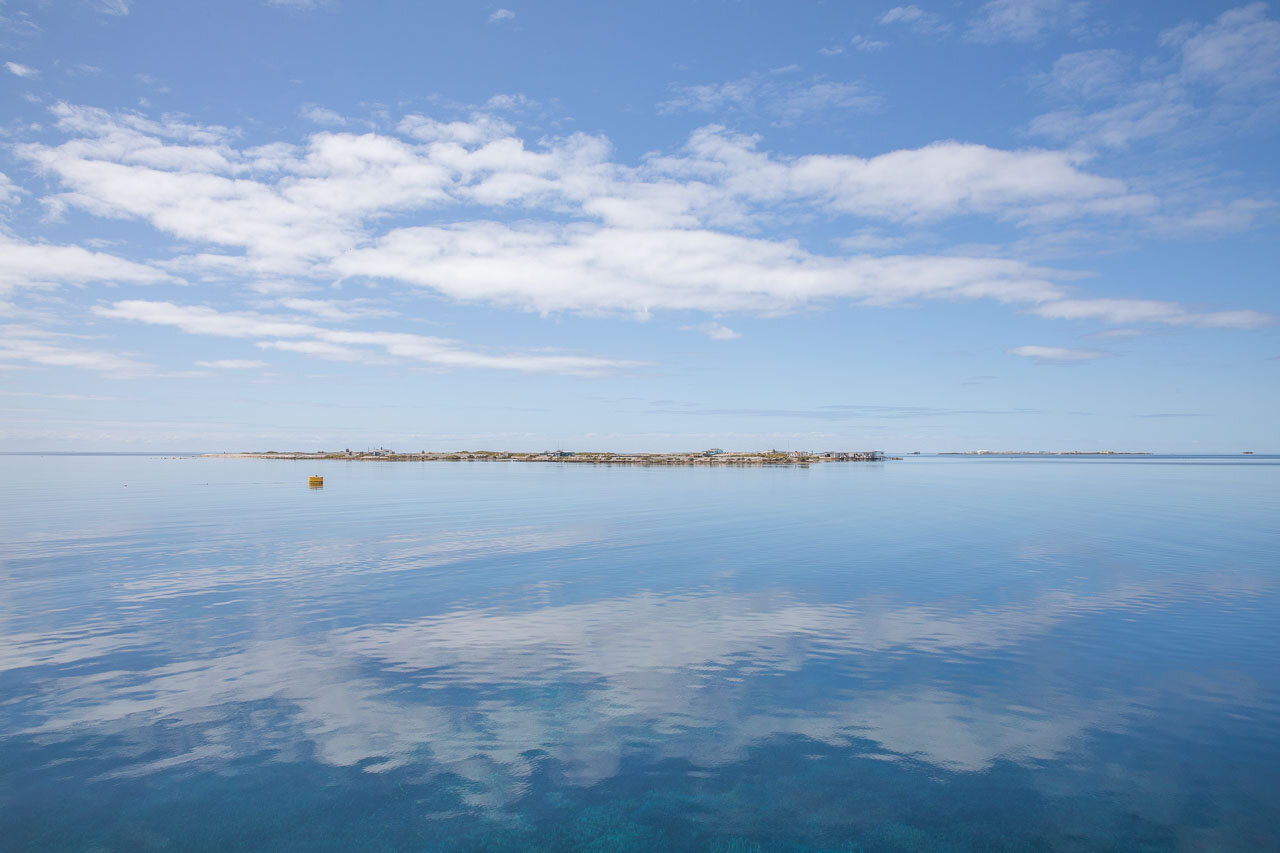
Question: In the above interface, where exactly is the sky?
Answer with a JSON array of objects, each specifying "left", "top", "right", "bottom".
[{"left": 1, "top": 0, "right": 1277, "bottom": 452}]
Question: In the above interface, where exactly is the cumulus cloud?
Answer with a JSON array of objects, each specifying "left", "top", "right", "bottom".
[
  {"left": 1008, "top": 345, "right": 1113, "bottom": 363},
  {"left": 396, "top": 112, "right": 514, "bottom": 144},
  {"left": 330, "top": 221, "right": 1066, "bottom": 315},
  {"left": 8, "top": 101, "right": 1266, "bottom": 343}
]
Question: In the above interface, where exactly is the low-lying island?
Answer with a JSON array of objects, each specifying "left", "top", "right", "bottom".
[{"left": 204, "top": 449, "right": 898, "bottom": 465}]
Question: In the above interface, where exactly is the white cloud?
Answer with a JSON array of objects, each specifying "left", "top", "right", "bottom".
[
  {"left": 484, "top": 93, "right": 533, "bottom": 111},
  {"left": 266, "top": 0, "right": 319, "bottom": 8},
  {"left": 5, "top": 61, "right": 37, "bottom": 78},
  {"left": 96, "top": 300, "right": 649, "bottom": 376},
  {"left": 396, "top": 112, "right": 514, "bottom": 144},
  {"left": 879, "top": 5, "right": 950, "bottom": 34},
  {"left": 0, "top": 233, "right": 169, "bottom": 295},
  {"left": 22, "top": 103, "right": 1150, "bottom": 239},
  {"left": 15, "top": 568, "right": 1216, "bottom": 795},
  {"left": 195, "top": 359, "right": 268, "bottom": 369},
  {"left": 682, "top": 322, "right": 741, "bottom": 341},
  {"left": 968, "top": 0, "right": 1088, "bottom": 44},
  {"left": 300, "top": 105, "right": 346, "bottom": 126},
  {"left": 11, "top": 103, "right": 1267, "bottom": 336},
  {"left": 330, "top": 221, "right": 1066, "bottom": 315},
  {"left": 1008, "top": 345, "right": 1112, "bottom": 363},
  {"left": 488, "top": 8, "right": 515, "bottom": 23},
  {"left": 96, "top": 301, "right": 321, "bottom": 339}
]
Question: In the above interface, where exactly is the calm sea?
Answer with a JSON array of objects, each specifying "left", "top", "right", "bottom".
[{"left": 1, "top": 454, "right": 1277, "bottom": 851}]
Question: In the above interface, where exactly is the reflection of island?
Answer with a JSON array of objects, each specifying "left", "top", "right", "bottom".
[
  {"left": 940, "top": 451, "right": 1153, "bottom": 456},
  {"left": 205, "top": 449, "right": 899, "bottom": 465}
]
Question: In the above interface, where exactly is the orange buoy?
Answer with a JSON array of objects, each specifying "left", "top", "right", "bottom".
[{"left": 308, "top": 475, "right": 324, "bottom": 488}]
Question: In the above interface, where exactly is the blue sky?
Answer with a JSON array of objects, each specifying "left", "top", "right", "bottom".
[{"left": 1, "top": 0, "right": 1277, "bottom": 452}]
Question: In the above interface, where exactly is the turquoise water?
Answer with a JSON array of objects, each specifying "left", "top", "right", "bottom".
[{"left": 1, "top": 454, "right": 1278, "bottom": 851}]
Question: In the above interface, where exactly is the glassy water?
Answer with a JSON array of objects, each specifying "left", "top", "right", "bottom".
[{"left": 1, "top": 454, "right": 1277, "bottom": 851}]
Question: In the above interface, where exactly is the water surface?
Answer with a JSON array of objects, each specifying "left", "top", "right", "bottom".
[{"left": 2, "top": 455, "right": 1277, "bottom": 851}]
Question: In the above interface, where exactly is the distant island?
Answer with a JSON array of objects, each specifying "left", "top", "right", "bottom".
[
  {"left": 939, "top": 451, "right": 1153, "bottom": 456},
  {"left": 203, "top": 449, "right": 897, "bottom": 466}
]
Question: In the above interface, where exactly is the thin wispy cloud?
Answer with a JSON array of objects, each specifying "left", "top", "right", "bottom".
[
  {"left": 879, "top": 5, "right": 950, "bottom": 34},
  {"left": 1031, "top": 3, "right": 1280, "bottom": 150},
  {"left": 5, "top": 61, "right": 37, "bottom": 78},
  {"left": 96, "top": 301, "right": 650, "bottom": 377},
  {"left": 968, "top": 0, "right": 1089, "bottom": 43},
  {"left": 0, "top": 172, "right": 22, "bottom": 207},
  {"left": 0, "top": 389, "right": 118, "bottom": 401},
  {"left": 658, "top": 68, "right": 880, "bottom": 123},
  {"left": 274, "top": 298, "right": 394, "bottom": 321},
  {"left": 682, "top": 322, "right": 741, "bottom": 341},
  {"left": 0, "top": 325, "right": 151, "bottom": 376},
  {"left": 1030, "top": 298, "right": 1274, "bottom": 328},
  {"left": 1008, "top": 345, "right": 1113, "bottom": 363},
  {"left": 87, "top": 0, "right": 130, "bottom": 15},
  {"left": 627, "top": 403, "right": 1043, "bottom": 421},
  {"left": 851, "top": 35, "right": 889, "bottom": 51},
  {"left": 195, "top": 359, "right": 269, "bottom": 369},
  {"left": 488, "top": 9, "right": 515, "bottom": 23},
  {"left": 300, "top": 105, "right": 346, "bottom": 126}
]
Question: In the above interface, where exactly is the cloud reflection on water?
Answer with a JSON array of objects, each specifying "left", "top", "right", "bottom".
[{"left": 8, "top": 564, "right": 1265, "bottom": 807}]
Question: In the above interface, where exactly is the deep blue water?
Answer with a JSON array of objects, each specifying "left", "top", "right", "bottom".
[{"left": 1, "top": 454, "right": 1277, "bottom": 851}]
